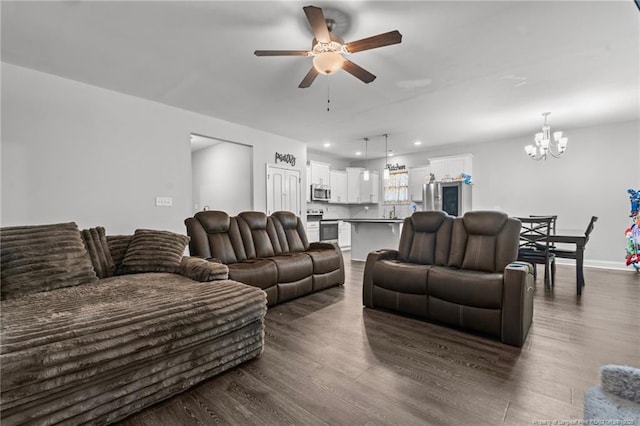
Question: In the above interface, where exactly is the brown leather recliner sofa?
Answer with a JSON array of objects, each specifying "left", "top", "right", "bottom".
[
  {"left": 185, "top": 210, "right": 345, "bottom": 306},
  {"left": 363, "top": 210, "right": 534, "bottom": 347}
]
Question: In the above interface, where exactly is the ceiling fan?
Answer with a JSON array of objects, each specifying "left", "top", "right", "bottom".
[{"left": 254, "top": 5, "right": 402, "bottom": 88}]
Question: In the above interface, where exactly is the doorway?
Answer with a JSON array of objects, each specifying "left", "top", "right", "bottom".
[
  {"left": 266, "top": 164, "right": 301, "bottom": 216},
  {"left": 191, "top": 134, "right": 253, "bottom": 215}
]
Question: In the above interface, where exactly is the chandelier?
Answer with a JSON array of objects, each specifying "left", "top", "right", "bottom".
[{"left": 525, "top": 112, "right": 568, "bottom": 160}]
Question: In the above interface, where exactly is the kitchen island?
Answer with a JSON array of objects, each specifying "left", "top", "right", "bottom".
[{"left": 343, "top": 219, "right": 404, "bottom": 261}]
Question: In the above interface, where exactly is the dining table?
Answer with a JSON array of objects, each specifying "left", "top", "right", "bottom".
[{"left": 547, "top": 232, "right": 588, "bottom": 295}]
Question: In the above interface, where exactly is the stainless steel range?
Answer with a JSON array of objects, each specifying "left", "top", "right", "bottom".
[
  {"left": 306, "top": 209, "right": 338, "bottom": 243},
  {"left": 306, "top": 209, "right": 322, "bottom": 242}
]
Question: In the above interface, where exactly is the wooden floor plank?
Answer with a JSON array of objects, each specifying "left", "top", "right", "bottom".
[{"left": 117, "top": 254, "right": 640, "bottom": 425}]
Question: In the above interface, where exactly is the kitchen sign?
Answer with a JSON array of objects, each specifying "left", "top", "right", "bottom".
[
  {"left": 386, "top": 163, "right": 406, "bottom": 171},
  {"left": 275, "top": 152, "right": 296, "bottom": 167}
]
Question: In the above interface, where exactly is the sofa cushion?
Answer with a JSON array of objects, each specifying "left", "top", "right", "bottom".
[
  {"left": 398, "top": 211, "right": 453, "bottom": 266},
  {"left": 0, "top": 222, "right": 98, "bottom": 300},
  {"left": 118, "top": 229, "right": 189, "bottom": 275},
  {"left": 81, "top": 227, "right": 116, "bottom": 279},
  {"left": 305, "top": 249, "right": 341, "bottom": 274},
  {"left": 428, "top": 266, "right": 504, "bottom": 309},
  {"left": 372, "top": 259, "right": 430, "bottom": 294},
  {"left": 270, "top": 253, "right": 313, "bottom": 283},
  {"left": 448, "top": 211, "right": 520, "bottom": 273},
  {"left": 237, "top": 212, "right": 278, "bottom": 259},
  {"left": 0, "top": 274, "right": 266, "bottom": 424},
  {"left": 228, "top": 259, "right": 278, "bottom": 290},
  {"left": 271, "top": 211, "right": 310, "bottom": 253},
  {"left": 187, "top": 211, "right": 247, "bottom": 264},
  {"left": 461, "top": 234, "right": 499, "bottom": 272},
  {"left": 106, "top": 235, "right": 133, "bottom": 270}
]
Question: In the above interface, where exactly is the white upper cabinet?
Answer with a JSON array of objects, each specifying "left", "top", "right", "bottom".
[
  {"left": 408, "top": 166, "right": 429, "bottom": 202},
  {"left": 346, "top": 167, "right": 363, "bottom": 203},
  {"left": 329, "top": 170, "right": 347, "bottom": 203},
  {"left": 360, "top": 171, "right": 379, "bottom": 204},
  {"left": 309, "top": 161, "right": 330, "bottom": 186},
  {"left": 427, "top": 154, "right": 473, "bottom": 182}
]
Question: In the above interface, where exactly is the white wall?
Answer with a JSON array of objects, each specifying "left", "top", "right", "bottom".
[
  {"left": 350, "top": 120, "right": 640, "bottom": 267},
  {"left": 307, "top": 151, "right": 351, "bottom": 170},
  {"left": 1, "top": 63, "right": 307, "bottom": 234},
  {"left": 191, "top": 141, "right": 253, "bottom": 216}
]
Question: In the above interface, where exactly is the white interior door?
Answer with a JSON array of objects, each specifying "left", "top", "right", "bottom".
[
  {"left": 285, "top": 169, "right": 301, "bottom": 216},
  {"left": 266, "top": 165, "right": 301, "bottom": 215}
]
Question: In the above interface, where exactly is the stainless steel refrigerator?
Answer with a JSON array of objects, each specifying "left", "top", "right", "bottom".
[{"left": 422, "top": 181, "right": 472, "bottom": 217}]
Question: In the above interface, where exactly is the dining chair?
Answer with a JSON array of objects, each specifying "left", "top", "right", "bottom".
[
  {"left": 516, "top": 216, "right": 556, "bottom": 289},
  {"left": 530, "top": 215, "right": 557, "bottom": 236}
]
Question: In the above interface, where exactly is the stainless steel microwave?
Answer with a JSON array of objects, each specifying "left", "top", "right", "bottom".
[{"left": 311, "top": 184, "right": 331, "bottom": 202}]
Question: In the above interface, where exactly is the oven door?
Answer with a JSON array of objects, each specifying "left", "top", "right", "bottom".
[{"left": 320, "top": 220, "right": 339, "bottom": 242}]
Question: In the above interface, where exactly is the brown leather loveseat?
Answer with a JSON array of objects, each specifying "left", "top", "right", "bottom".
[
  {"left": 185, "top": 210, "right": 345, "bottom": 306},
  {"left": 363, "top": 210, "right": 534, "bottom": 347}
]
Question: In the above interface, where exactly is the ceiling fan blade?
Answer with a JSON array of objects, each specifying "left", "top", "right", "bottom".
[
  {"left": 342, "top": 60, "right": 376, "bottom": 84},
  {"left": 254, "top": 50, "right": 310, "bottom": 56},
  {"left": 299, "top": 67, "right": 319, "bottom": 88},
  {"left": 303, "top": 6, "right": 331, "bottom": 44},
  {"left": 345, "top": 30, "right": 403, "bottom": 54}
]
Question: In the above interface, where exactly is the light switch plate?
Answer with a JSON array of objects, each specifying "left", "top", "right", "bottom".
[{"left": 155, "top": 196, "right": 173, "bottom": 207}]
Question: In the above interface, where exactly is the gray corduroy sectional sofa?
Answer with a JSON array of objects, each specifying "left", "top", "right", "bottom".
[{"left": 0, "top": 222, "right": 267, "bottom": 425}]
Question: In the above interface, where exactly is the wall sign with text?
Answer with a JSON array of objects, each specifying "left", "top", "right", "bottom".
[{"left": 275, "top": 152, "right": 296, "bottom": 167}]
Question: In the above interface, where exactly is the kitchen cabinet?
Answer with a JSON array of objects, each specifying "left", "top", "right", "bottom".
[
  {"left": 344, "top": 167, "right": 378, "bottom": 204},
  {"left": 309, "top": 161, "right": 330, "bottom": 186},
  {"left": 306, "top": 221, "right": 320, "bottom": 243},
  {"left": 346, "top": 167, "right": 363, "bottom": 203},
  {"left": 428, "top": 154, "right": 472, "bottom": 182},
  {"left": 306, "top": 166, "right": 311, "bottom": 203},
  {"left": 329, "top": 170, "right": 347, "bottom": 203},
  {"left": 408, "top": 166, "right": 429, "bottom": 202},
  {"left": 305, "top": 166, "right": 311, "bottom": 203},
  {"left": 338, "top": 220, "right": 351, "bottom": 249},
  {"left": 360, "top": 171, "right": 379, "bottom": 204}
]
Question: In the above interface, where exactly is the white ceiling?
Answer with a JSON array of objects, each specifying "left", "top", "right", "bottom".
[{"left": 2, "top": 1, "right": 638, "bottom": 160}]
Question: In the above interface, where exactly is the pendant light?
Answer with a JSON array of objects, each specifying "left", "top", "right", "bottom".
[
  {"left": 383, "top": 133, "right": 390, "bottom": 180},
  {"left": 363, "top": 137, "right": 370, "bottom": 181}
]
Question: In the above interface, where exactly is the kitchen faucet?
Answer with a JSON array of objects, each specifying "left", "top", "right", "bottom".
[{"left": 389, "top": 205, "right": 396, "bottom": 219}]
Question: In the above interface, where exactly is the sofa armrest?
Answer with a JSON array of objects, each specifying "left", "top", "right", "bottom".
[
  {"left": 309, "top": 241, "right": 340, "bottom": 251},
  {"left": 363, "top": 249, "right": 399, "bottom": 308},
  {"left": 179, "top": 256, "right": 229, "bottom": 282},
  {"left": 501, "top": 261, "right": 535, "bottom": 347}
]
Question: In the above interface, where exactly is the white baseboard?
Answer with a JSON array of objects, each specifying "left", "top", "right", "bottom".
[{"left": 554, "top": 258, "right": 639, "bottom": 272}]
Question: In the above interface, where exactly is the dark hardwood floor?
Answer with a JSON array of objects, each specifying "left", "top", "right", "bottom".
[{"left": 119, "top": 254, "right": 640, "bottom": 425}]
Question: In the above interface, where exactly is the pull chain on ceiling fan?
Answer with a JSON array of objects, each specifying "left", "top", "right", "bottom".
[{"left": 254, "top": 5, "right": 402, "bottom": 88}]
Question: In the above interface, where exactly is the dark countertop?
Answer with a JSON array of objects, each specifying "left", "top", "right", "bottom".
[{"left": 342, "top": 218, "right": 405, "bottom": 224}]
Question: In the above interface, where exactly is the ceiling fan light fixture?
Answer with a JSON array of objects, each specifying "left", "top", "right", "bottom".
[
  {"left": 313, "top": 51, "right": 345, "bottom": 75},
  {"left": 255, "top": 5, "right": 402, "bottom": 88}
]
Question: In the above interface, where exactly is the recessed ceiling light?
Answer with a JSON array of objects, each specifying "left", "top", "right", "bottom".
[
  {"left": 389, "top": 153, "right": 394, "bottom": 157},
  {"left": 414, "top": 141, "right": 422, "bottom": 146},
  {"left": 323, "top": 142, "right": 331, "bottom": 148},
  {"left": 355, "top": 151, "right": 362, "bottom": 156}
]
